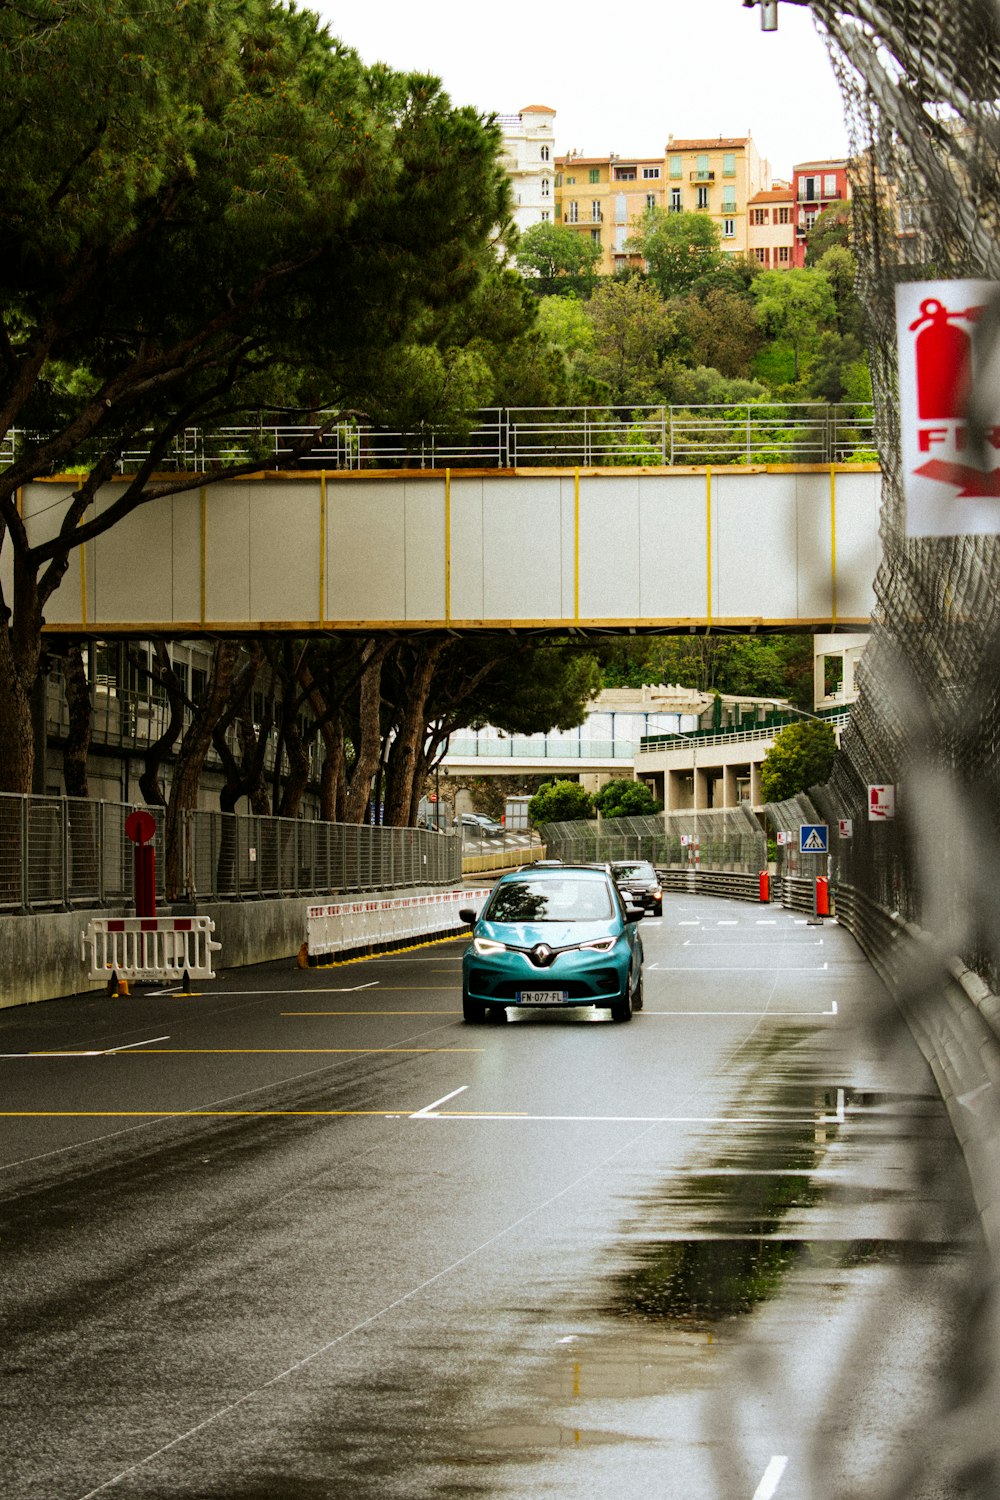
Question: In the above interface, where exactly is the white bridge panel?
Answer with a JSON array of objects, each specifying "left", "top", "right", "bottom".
[
  {"left": 481, "top": 477, "right": 564, "bottom": 620},
  {"left": 327, "top": 479, "right": 407, "bottom": 623},
  {"left": 25, "top": 466, "right": 882, "bottom": 634},
  {"left": 638, "top": 474, "right": 712, "bottom": 619}
]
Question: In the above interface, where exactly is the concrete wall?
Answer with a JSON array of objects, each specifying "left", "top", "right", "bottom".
[{"left": 0, "top": 887, "right": 465, "bottom": 1010}]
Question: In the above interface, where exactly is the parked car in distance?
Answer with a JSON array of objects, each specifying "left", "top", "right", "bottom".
[
  {"left": 610, "top": 860, "right": 663, "bottom": 916},
  {"left": 459, "top": 863, "right": 645, "bottom": 1024},
  {"left": 459, "top": 812, "right": 504, "bottom": 837}
]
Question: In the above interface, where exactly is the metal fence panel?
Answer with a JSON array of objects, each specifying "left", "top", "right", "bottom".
[{"left": 0, "top": 793, "right": 462, "bottom": 911}]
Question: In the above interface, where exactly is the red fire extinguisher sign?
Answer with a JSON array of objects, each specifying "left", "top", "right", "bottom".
[{"left": 897, "top": 278, "right": 1000, "bottom": 538}]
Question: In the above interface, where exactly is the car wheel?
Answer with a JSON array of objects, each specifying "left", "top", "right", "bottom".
[
  {"left": 462, "top": 987, "right": 487, "bottom": 1023},
  {"left": 653, "top": 902, "right": 663, "bottom": 917},
  {"left": 610, "top": 984, "right": 633, "bottom": 1023},
  {"left": 632, "top": 969, "right": 644, "bottom": 1011},
  {"left": 488, "top": 1005, "right": 508, "bottom": 1024}
]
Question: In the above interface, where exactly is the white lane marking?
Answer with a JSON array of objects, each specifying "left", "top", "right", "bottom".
[
  {"left": 418, "top": 1112, "right": 840, "bottom": 1125},
  {"left": 410, "top": 1085, "right": 469, "bottom": 1119},
  {"left": 105, "top": 1036, "right": 171, "bottom": 1054},
  {"left": 756, "top": 920, "right": 778, "bottom": 925},
  {"left": 680, "top": 940, "right": 824, "bottom": 947},
  {"left": 1, "top": 1035, "right": 170, "bottom": 1059},
  {"left": 836, "top": 1087, "right": 845, "bottom": 1123},
  {"left": 717, "top": 920, "right": 739, "bottom": 926},
  {"left": 654, "top": 963, "right": 829, "bottom": 972},
  {"left": 643, "top": 1008, "right": 837, "bottom": 1017},
  {"left": 146, "top": 987, "right": 183, "bottom": 996},
  {"left": 678, "top": 921, "right": 701, "bottom": 926},
  {"left": 753, "top": 1456, "right": 789, "bottom": 1500}
]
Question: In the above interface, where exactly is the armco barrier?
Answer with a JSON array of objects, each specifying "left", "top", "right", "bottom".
[
  {"left": 660, "top": 868, "right": 765, "bottom": 902},
  {"left": 81, "top": 916, "right": 221, "bottom": 983},
  {"left": 305, "top": 889, "right": 489, "bottom": 962}
]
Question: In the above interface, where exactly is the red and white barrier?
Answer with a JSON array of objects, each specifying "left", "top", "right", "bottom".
[
  {"left": 81, "top": 916, "right": 221, "bottom": 982},
  {"left": 305, "top": 889, "right": 487, "bottom": 962}
]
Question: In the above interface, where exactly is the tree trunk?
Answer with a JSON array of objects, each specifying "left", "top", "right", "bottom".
[
  {"left": 62, "top": 641, "right": 92, "bottom": 799},
  {"left": 0, "top": 549, "right": 43, "bottom": 796},
  {"left": 344, "top": 641, "right": 389, "bottom": 823},
  {"left": 138, "top": 641, "right": 186, "bottom": 807},
  {"left": 164, "top": 641, "right": 240, "bottom": 901},
  {"left": 383, "top": 641, "right": 442, "bottom": 826}
]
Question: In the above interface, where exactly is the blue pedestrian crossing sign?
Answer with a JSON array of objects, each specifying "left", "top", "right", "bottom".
[{"left": 800, "top": 823, "right": 829, "bottom": 853}]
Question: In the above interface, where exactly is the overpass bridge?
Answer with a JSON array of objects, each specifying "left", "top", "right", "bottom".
[{"left": 19, "top": 464, "right": 882, "bottom": 637}]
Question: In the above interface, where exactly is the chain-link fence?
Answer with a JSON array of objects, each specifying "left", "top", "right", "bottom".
[
  {"left": 540, "top": 806, "right": 766, "bottom": 872},
  {"left": 0, "top": 793, "right": 461, "bottom": 912}
]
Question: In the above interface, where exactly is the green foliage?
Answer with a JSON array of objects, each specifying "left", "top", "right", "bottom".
[
  {"left": 528, "top": 779, "right": 594, "bottom": 825},
  {"left": 578, "top": 278, "right": 678, "bottom": 404},
  {"left": 750, "top": 269, "right": 837, "bottom": 382},
  {"left": 804, "top": 202, "right": 852, "bottom": 265},
  {"left": 759, "top": 720, "right": 837, "bottom": 803},
  {"left": 599, "top": 634, "right": 814, "bottom": 708},
  {"left": 627, "top": 209, "right": 723, "bottom": 298},
  {"left": 676, "top": 287, "right": 763, "bottom": 379},
  {"left": 593, "top": 778, "right": 662, "bottom": 818},
  {"left": 0, "top": 0, "right": 513, "bottom": 481},
  {"left": 515, "top": 222, "right": 602, "bottom": 297}
]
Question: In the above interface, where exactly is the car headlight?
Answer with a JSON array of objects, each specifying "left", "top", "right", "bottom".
[
  {"left": 473, "top": 937, "right": 507, "bottom": 955},
  {"left": 580, "top": 937, "right": 617, "bottom": 953},
  {"left": 652, "top": 886, "right": 662, "bottom": 899}
]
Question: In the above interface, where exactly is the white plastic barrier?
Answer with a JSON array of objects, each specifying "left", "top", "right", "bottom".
[
  {"left": 305, "top": 889, "right": 488, "bottom": 962},
  {"left": 81, "top": 916, "right": 221, "bottom": 982}
]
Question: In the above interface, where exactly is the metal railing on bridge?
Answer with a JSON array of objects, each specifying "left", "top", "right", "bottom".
[
  {"left": 540, "top": 806, "right": 766, "bottom": 873},
  {"left": 1, "top": 403, "right": 875, "bottom": 474},
  {"left": 0, "top": 793, "right": 461, "bottom": 913}
]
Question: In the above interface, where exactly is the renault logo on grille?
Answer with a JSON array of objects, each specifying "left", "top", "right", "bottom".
[{"left": 530, "top": 943, "right": 555, "bottom": 967}]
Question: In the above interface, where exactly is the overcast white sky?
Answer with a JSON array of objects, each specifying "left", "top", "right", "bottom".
[{"left": 312, "top": 0, "right": 850, "bottom": 177}]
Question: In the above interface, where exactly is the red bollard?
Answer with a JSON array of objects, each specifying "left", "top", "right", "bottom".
[
  {"left": 815, "top": 876, "right": 829, "bottom": 917},
  {"left": 125, "top": 809, "right": 157, "bottom": 918},
  {"left": 758, "top": 870, "right": 770, "bottom": 903}
]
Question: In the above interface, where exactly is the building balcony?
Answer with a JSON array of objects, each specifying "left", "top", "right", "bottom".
[{"left": 690, "top": 170, "right": 715, "bottom": 182}]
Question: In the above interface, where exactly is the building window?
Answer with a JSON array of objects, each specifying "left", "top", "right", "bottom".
[
  {"left": 669, "top": 155, "right": 682, "bottom": 178},
  {"left": 723, "top": 152, "right": 736, "bottom": 177},
  {"left": 566, "top": 175, "right": 576, "bottom": 185},
  {"left": 541, "top": 178, "right": 550, "bottom": 197},
  {"left": 753, "top": 248, "right": 767, "bottom": 264},
  {"left": 554, "top": 204, "right": 561, "bottom": 220},
  {"left": 642, "top": 166, "right": 660, "bottom": 179},
  {"left": 697, "top": 185, "right": 709, "bottom": 209},
  {"left": 554, "top": 173, "right": 562, "bottom": 188},
  {"left": 615, "top": 192, "right": 627, "bottom": 222},
  {"left": 777, "top": 245, "right": 790, "bottom": 263},
  {"left": 590, "top": 228, "right": 601, "bottom": 245},
  {"left": 696, "top": 153, "right": 709, "bottom": 177},
  {"left": 541, "top": 210, "right": 550, "bottom": 221},
  {"left": 567, "top": 200, "right": 578, "bottom": 223},
  {"left": 824, "top": 173, "right": 837, "bottom": 195},
  {"left": 540, "top": 144, "right": 550, "bottom": 161},
  {"left": 591, "top": 201, "right": 602, "bottom": 222},
  {"left": 670, "top": 187, "right": 682, "bottom": 212},
  {"left": 751, "top": 207, "right": 769, "bottom": 226},
  {"left": 614, "top": 167, "right": 636, "bottom": 181},
  {"left": 615, "top": 225, "right": 627, "bottom": 251},
  {"left": 722, "top": 187, "right": 736, "bottom": 212},
  {"left": 777, "top": 205, "right": 790, "bottom": 224},
  {"left": 646, "top": 193, "right": 657, "bottom": 210},
  {"left": 723, "top": 217, "right": 735, "bottom": 238},
  {"left": 800, "top": 175, "right": 817, "bottom": 201},
  {"left": 589, "top": 167, "right": 601, "bottom": 184}
]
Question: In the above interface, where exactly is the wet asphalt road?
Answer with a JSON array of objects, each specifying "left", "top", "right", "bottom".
[{"left": 0, "top": 895, "right": 989, "bottom": 1500}]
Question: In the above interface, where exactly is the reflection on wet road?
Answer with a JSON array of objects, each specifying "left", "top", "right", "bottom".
[{"left": 0, "top": 897, "right": 990, "bottom": 1499}]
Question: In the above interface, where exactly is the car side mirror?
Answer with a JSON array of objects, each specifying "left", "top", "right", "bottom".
[
  {"left": 459, "top": 907, "right": 478, "bottom": 925},
  {"left": 625, "top": 903, "right": 644, "bottom": 922}
]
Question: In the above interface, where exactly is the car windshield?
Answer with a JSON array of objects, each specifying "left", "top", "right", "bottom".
[
  {"left": 485, "top": 877, "right": 614, "bottom": 923},
  {"left": 614, "top": 863, "right": 654, "bottom": 879}
]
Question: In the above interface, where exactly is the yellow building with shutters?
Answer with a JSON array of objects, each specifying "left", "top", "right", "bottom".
[{"left": 554, "top": 135, "right": 769, "bottom": 275}]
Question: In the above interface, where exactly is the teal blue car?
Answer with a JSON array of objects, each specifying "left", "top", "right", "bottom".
[{"left": 459, "top": 864, "right": 645, "bottom": 1024}]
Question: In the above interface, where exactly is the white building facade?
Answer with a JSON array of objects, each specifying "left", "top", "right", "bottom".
[{"left": 497, "top": 104, "right": 557, "bottom": 233}]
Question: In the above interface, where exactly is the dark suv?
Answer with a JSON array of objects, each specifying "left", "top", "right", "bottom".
[{"left": 610, "top": 860, "right": 663, "bottom": 916}]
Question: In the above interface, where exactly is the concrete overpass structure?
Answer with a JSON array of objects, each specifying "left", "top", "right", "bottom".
[{"left": 17, "top": 465, "right": 882, "bottom": 636}]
